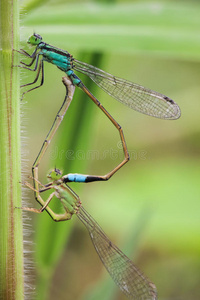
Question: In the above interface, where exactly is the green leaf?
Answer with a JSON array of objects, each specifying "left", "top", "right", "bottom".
[{"left": 21, "top": 2, "right": 200, "bottom": 61}]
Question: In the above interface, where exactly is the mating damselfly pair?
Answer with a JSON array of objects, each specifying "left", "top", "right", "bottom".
[{"left": 17, "top": 33, "right": 181, "bottom": 300}]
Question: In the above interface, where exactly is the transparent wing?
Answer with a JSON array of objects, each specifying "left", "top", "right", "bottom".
[
  {"left": 77, "top": 206, "right": 157, "bottom": 300},
  {"left": 73, "top": 59, "right": 181, "bottom": 120}
]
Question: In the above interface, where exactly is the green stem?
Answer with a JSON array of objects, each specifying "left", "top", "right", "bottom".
[{"left": 0, "top": 1, "right": 24, "bottom": 300}]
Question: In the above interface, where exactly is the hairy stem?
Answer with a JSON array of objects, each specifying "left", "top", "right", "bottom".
[{"left": 0, "top": 0, "right": 24, "bottom": 299}]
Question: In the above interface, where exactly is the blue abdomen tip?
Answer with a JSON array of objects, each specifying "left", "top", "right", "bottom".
[{"left": 67, "top": 174, "right": 87, "bottom": 182}]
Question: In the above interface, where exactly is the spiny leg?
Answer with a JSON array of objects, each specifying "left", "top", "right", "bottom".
[
  {"left": 26, "top": 175, "right": 48, "bottom": 189},
  {"left": 19, "top": 53, "right": 41, "bottom": 74},
  {"left": 21, "top": 180, "right": 72, "bottom": 222},
  {"left": 14, "top": 47, "right": 38, "bottom": 59},
  {"left": 32, "top": 77, "right": 75, "bottom": 203},
  {"left": 20, "top": 190, "right": 56, "bottom": 214},
  {"left": 14, "top": 48, "right": 43, "bottom": 98},
  {"left": 13, "top": 48, "right": 39, "bottom": 72},
  {"left": 23, "top": 176, "right": 50, "bottom": 210},
  {"left": 20, "top": 55, "right": 37, "bottom": 67},
  {"left": 78, "top": 82, "right": 130, "bottom": 181},
  {"left": 20, "top": 58, "right": 44, "bottom": 100}
]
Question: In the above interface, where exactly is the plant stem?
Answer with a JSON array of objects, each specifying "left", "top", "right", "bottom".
[{"left": 0, "top": 1, "right": 24, "bottom": 299}]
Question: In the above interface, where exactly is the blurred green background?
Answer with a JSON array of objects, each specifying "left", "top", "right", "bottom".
[{"left": 20, "top": 0, "right": 200, "bottom": 300}]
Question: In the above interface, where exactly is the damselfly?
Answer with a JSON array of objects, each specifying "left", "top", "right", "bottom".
[
  {"left": 17, "top": 34, "right": 181, "bottom": 186},
  {"left": 22, "top": 168, "right": 157, "bottom": 300}
]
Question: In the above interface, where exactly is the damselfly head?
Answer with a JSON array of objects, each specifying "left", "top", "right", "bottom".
[
  {"left": 47, "top": 168, "right": 63, "bottom": 181},
  {"left": 28, "top": 33, "right": 43, "bottom": 45}
]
